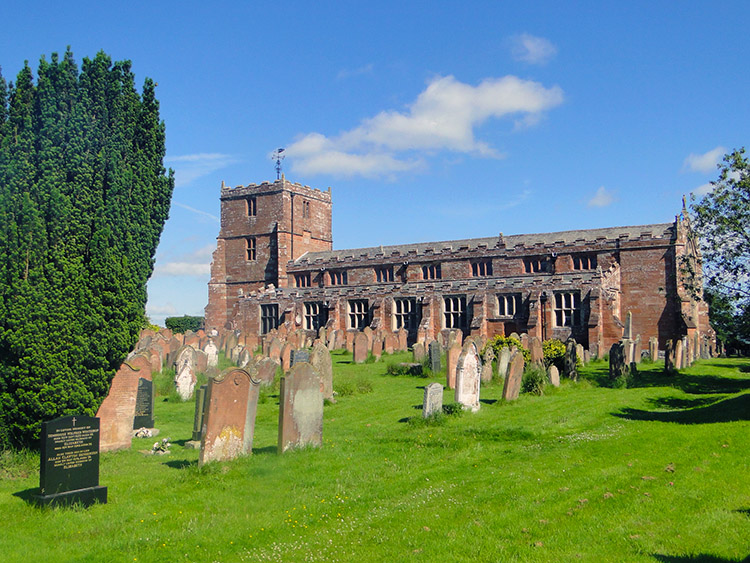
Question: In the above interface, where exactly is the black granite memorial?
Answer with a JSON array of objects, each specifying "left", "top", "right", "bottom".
[
  {"left": 34, "top": 415, "right": 107, "bottom": 507},
  {"left": 191, "top": 384, "right": 208, "bottom": 441},
  {"left": 133, "top": 378, "right": 155, "bottom": 429}
]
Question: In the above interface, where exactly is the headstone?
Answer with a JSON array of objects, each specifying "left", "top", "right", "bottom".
[
  {"left": 429, "top": 340, "right": 442, "bottom": 372},
  {"left": 564, "top": 338, "right": 578, "bottom": 380},
  {"left": 255, "top": 356, "right": 278, "bottom": 386},
  {"left": 96, "top": 360, "right": 142, "bottom": 452},
  {"left": 397, "top": 328, "right": 408, "bottom": 351},
  {"left": 622, "top": 339, "right": 635, "bottom": 366},
  {"left": 584, "top": 350, "right": 591, "bottom": 364},
  {"left": 280, "top": 342, "right": 293, "bottom": 372},
  {"left": 446, "top": 342, "right": 462, "bottom": 389},
  {"left": 363, "top": 326, "right": 374, "bottom": 351},
  {"left": 310, "top": 342, "right": 334, "bottom": 401},
  {"left": 353, "top": 332, "right": 369, "bottom": 364},
  {"left": 174, "top": 345, "right": 197, "bottom": 400},
  {"left": 35, "top": 415, "right": 107, "bottom": 507},
  {"left": 422, "top": 383, "right": 444, "bottom": 418},
  {"left": 268, "top": 337, "right": 283, "bottom": 363},
  {"left": 318, "top": 327, "right": 327, "bottom": 347},
  {"left": 413, "top": 342, "right": 426, "bottom": 363},
  {"left": 502, "top": 350, "right": 524, "bottom": 400},
  {"left": 674, "top": 338, "right": 684, "bottom": 370},
  {"left": 278, "top": 363, "right": 324, "bottom": 453},
  {"left": 292, "top": 349, "right": 310, "bottom": 365},
  {"left": 634, "top": 335, "right": 642, "bottom": 364},
  {"left": 195, "top": 349, "right": 208, "bottom": 374},
  {"left": 665, "top": 339, "right": 675, "bottom": 372},
  {"left": 384, "top": 332, "right": 398, "bottom": 355},
  {"left": 608, "top": 342, "right": 628, "bottom": 380},
  {"left": 576, "top": 343, "right": 585, "bottom": 365},
  {"left": 204, "top": 340, "right": 219, "bottom": 367},
  {"left": 345, "top": 331, "right": 355, "bottom": 353},
  {"left": 191, "top": 385, "right": 208, "bottom": 442},
  {"left": 371, "top": 334, "right": 383, "bottom": 360},
  {"left": 133, "top": 378, "right": 154, "bottom": 429},
  {"left": 649, "top": 337, "right": 658, "bottom": 362},
  {"left": 238, "top": 348, "right": 252, "bottom": 368},
  {"left": 230, "top": 345, "right": 244, "bottom": 364},
  {"left": 623, "top": 311, "right": 633, "bottom": 339},
  {"left": 455, "top": 344, "right": 481, "bottom": 412},
  {"left": 529, "top": 337, "right": 544, "bottom": 366},
  {"left": 199, "top": 368, "right": 261, "bottom": 466},
  {"left": 519, "top": 333, "right": 529, "bottom": 349},
  {"left": 497, "top": 347, "right": 511, "bottom": 380},
  {"left": 481, "top": 346, "right": 495, "bottom": 384},
  {"left": 548, "top": 365, "right": 560, "bottom": 387}
]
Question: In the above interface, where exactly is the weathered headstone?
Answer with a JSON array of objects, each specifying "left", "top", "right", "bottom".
[
  {"left": 268, "top": 337, "right": 283, "bottom": 363},
  {"left": 481, "top": 346, "right": 495, "bottom": 384},
  {"left": 384, "top": 332, "right": 398, "bottom": 355},
  {"left": 502, "top": 350, "right": 524, "bottom": 400},
  {"left": 576, "top": 343, "right": 585, "bottom": 365},
  {"left": 564, "top": 338, "right": 578, "bottom": 380},
  {"left": 191, "top": 384, "right": 208, "bottom": 442},
  {"left": 204, "top": 339, "right": 219, "bottom": 367},
  {"left": 96, "top": 360, "right": 143, "bottom": 452},
  {"left": 455, "top": 344, "right": 481, "bottom": 412},
  {"left": 280, "top": 342, "right": 293, "bottom": 372},
  {"left": 310, "top": 342, "right": 334, "bottom": 401},
  {"left": 497, "top": 347, "right": 511, "bottom": 380},
  {"left": 371, "top": 334, "right": 383, "bottom": 360},
  {"left": 608, "top": 342, "right": 628, "bottom": 380},
  {"left": 397, "top": 328, "right": 408, "bottom": 351},
  {"left": 174, "top": 345, "right": 198, "bottom": 400},
  {"left": 35, "top": 415, "right": 107, "bottom": 507},
  {"left": 292, "top": 349, "right": 310, "bottom": 366},
  {"left": 413, "top": 342, "right": 426, "bottom": 363},
  {"left": 278, "top": 363, "right": 324, "bottom": 453},
  {"left": 664, "top": 339, "right": 675, "bottom": 372},
  {"left": 622, "top": 339, "right": 635, "bottom": 366},
  {"left": 238, "top": 348, "right": 252, "bottom": 368},
  {"left": 446, "top": 342, "right": 462, "bottom": 389},
  {"left": 623, "top": 311, "right": 633, "bottom": 339},
  {"left": 255, "top": 356, "right": 279, "bottom": 386},
  {"left": 345, "top": 331, "right": 355, "bottom": 353},
  {"left": 353, "top": 332, "right": 369, "bottom": 364},
  {"left": 429, "top": 340, "right": 442, "bottom": 373},
  {"left": 548, "top": 365, "right": 560, "bottom": 387},
  {"left": 422, "top": 382, "right": 444, "bottom": 418},
  {"left": 133, "top": 378, "right": 154, "bottom": 429},
  {"left": 649, "top": 337, "right": 658, "bottom": 362},
  {"left": 199, "top": 368, "right": 261, "bottom": 466},
  {"left": 529, "top": 337, "right": 544, "bottom": 366},
  {"left": 674, "top": 338, "right": 684, "bottom": 370}
]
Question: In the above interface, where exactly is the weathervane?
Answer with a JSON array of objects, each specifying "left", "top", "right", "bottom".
[{"left": 272, "top": 148, "right": 285, "bottom": 180}]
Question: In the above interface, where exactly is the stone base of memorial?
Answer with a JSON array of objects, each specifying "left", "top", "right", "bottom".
[{"left": 33, "top": 415, "right": 107, "bottom": 508}]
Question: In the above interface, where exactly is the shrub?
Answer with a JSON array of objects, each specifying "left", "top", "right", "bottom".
[
  {"left": 484, "top": 335, "right": 531, "bottom": 364},
  {"left": 356, "top": 377, "right": 373, "bottom": 394},
  {"left": 442, "top": 402, "right": 465, "bottom": 417},
  {"left": 165, "top": 315, "right": 204, "bottom": 334},
  {"left": 542, "top": 339, "right": 566, "bottom": 371},
  {"left": 521, "top": 364, "right": 547, "bottom": 396}
]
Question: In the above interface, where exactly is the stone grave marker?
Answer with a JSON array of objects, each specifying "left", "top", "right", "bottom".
[
  {"left": 133, "top": 378, "right": 154, "bottom": 429},
  {"left": 413, "top": 342, "right": 426, "bottom": 363},
  {"left": 345, "top": 331, "right": 355, "bottom": 353},
  {"left": 649, "top": 337, "right": 658, "bottom": 362},
  {"left": 623, "top": 311, "right": 633, "bottom": 339},
  {"left": 292, "top": 349, "right": 311, "bottom": 365},
  {"left": 429, "top": 340, "right": 442, "bottom": 373},
  {"left": 519, "top": 333, "right": 529, "bottom": 349},
  {"left": 384, "top": 332, "right": 398, "bottom": 355},
  {"left": 353, "top": 332, "right": 369, "bottom": 363},
  {"left": 497, "top": 347, "right": 511, "bottom": 380},
  {"left": 310, "top": 342, "right": 334, "bottom": 401},
  {"left": 502, "top": 350, "right": 524, "bottom": 401},
  {"left": 548, "top": 365, "right": 560, "bottom": 387},
  {"left": 255, "top": 356, "right": 279, "bottom": 386},
  {"left": 397, "top": 328, "right": 408, "bottom": 351},
  {"left": 608, "top": 342, "right": 627, "bottom": 380},
  {"left": 34, "top": 415, "right": 107, "bottom": 507},
  {"left": 529, "top": 336, "right": 544, "bottom": 366},
  {"left": 190, "top": 384, "right": 209, "bottom": 444},
  {"left": 576, "top": 343, "right": 585, "bottom": 365},
  {"left": 363, "top": 326, "right": 374, "bottom": 351},
  {"left": 174, "top": 345, "right": 197, "bottom": 400},
  {"left": 199, "top": 368, "right": 261, "bottom": 466},
  {"left": 96, "top": 360, "right": 142, "bottom": 452},
  {"left": 674, "top": 339, "right": 684, "bottom": 370},
  {"left": 268, "top": 337, "right": 282, "bottom": 363},
  {"left": 280, "top": 342, "right": 293, "bottom": 372},
  {"left": 278, "top": 363, "right": 324, "bottom": 453},
  {"left": 204, "top": 340, "right": 219, "bottom": 367},
  {"left": 446, "top": 341, "right": 462, "bottom": 389},
  {"left": 481, "top": 346, "right": 495, "bottom": 384},
  {"left": 564, "top": 338, "right": 578, "bottom": 380},
  {"left": 664, "top": 339, "right": 675, "bottom": 372},
  {"left": 238, "top": 348, "right": 252, "bottom": 368},
  {"left": 423, "top": 382, "right": 443, "bottom": 418},
  {"left": 455, "top": 344, "right": 481, "bottom": 412}
]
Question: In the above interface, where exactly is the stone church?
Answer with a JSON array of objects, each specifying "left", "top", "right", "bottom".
[{"left": 204, "top": 176, "right": 713, "bottom": 355}]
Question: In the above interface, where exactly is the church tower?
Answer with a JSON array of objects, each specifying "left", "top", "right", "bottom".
[{"left": 204, "top": 176, "right": 333, "bottom": 332}]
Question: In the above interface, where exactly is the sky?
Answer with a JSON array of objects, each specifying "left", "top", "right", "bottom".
[{"left": 2, "top": 1, "right": 748, "bottom": 325}]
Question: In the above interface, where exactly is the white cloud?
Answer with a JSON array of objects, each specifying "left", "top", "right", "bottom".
[
  {"left": 510, "top": 33, "right": 558, "bottom": 65},
  {"left": 683, "top": 146, "right": 725, "bottom": 173},
  {"left": 146, "top": 303, "right": 178, "bottom": 316},
  {"left": 587, "top": 186, "right": 615, "bottom": 208},
  {"left": 152, "top": 262, "right": 211, "bottom": 277},
  {"left": 287, "top": 75, "right": 564, "bottom": 178},
  {"left": 691, "top": 182, "right": 714, "bottom": 196},
  {"left": 165, "top": 153, "right": 238, "bottom": 187},
  {"left": 173, "top": 201, "right": 220, "bottom": 223}
]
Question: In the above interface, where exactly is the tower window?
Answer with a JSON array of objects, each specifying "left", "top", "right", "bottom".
[
  {"left": 302, "top": 200, "right": 310, "bottom": 218},
  {"left": 472, "top": 260, "right": 493, "bottom": 277},
  {"left": 572, "top": 254, "right": 597, "bottom": 270},
  {"left": 247, "top": 197, "right": 257, "bottom": 217},
  {"left": 329, "top": 270, "right": 347, "bottom": 285},
  {"left": 375, "top": 266, "right": 394, "bottom": 283},
  {"left": 295, "top": 273, "right": 311, "bottom": 288},
  {"left": 422, "top": 264, "right": 441, "bottom": 280},
  {"left": 246, "top": 237, "right": 256, "bottom": 261}
]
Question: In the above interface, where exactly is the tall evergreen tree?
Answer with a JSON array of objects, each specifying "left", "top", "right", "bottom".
[{"left": 0, "top": 50, "right": 174, "bottom": 449}]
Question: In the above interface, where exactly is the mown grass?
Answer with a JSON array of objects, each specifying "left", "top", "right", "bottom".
[{"left": 1, "top": 353, "right": 748, "bottom": 562}]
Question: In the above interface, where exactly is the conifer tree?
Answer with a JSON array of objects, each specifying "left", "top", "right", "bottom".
[{"left": 0, "top": 49, "right": 174, "bottom": 448}]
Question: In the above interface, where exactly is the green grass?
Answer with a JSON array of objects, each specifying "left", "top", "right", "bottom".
[{"left": 1, "top": 353, "right": 749, "bottom": 562}]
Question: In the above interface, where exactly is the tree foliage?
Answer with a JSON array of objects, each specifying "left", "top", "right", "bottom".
[
  {"left": 0, "top": 49, "right": 174, "bottom": 448},
  {"left": 164, "top": 315, "right": 204, "bottom": 334},
  {"left": 690, "top": 148, "right": 750, "bottom": 351}
]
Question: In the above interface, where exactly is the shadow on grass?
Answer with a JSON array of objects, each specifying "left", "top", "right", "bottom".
[
  {"left": 479, "top": 398, "right": 498, "bottom": 405},
  {"left": 252, "top": 445, "right": 278, "bottom": 456},
  {"left": 651, "top": 554, "right": 749, "bottom": 562},
  {"left": 614, "top": 393, "right": 750, "bottom": 424},
  {"left": 12, "top": 487, "right": 38, "bottom": 504},
  {"left": 163, "top": 459, "right": 196, "bottom": 470}
]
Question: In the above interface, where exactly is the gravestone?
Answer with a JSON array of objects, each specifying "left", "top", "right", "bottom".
[
  {"left": 280, "top": 342, "right": 293, "bottom": 372},
  {"left": 371, "top": 334, "right": 383, "bottom": 360},
  {"left": 278, "top": 363, "right": 324, "bottom": 453},
  {"left": 35, "top": 415, "right": 107, "bottom": 507},
  {"left": 204, "top": 340, "right": 219, "bottom": 367},
  {"left": 576, "top": 343, "right": 585, "bottom": 365},
  {"left": 502, "top": 350, "right": 524, "bottom": 400},
  {"left": 455, "top": 344, "right": 481, "bottom": 412},
  {"left": 268, "top": 337, "right": 283, "bottom": 363},
  {"left": 413, "top": 342, "right": 426, "bottom": 363},
  {"left": 664, "top": 339, "right": 675, "bottom": 372},
  {"left": 622, "top": 339, "right": 635, "bottom": 366},
  {"left": 191, "top": 384, "right": 208, "bottom": 442},
  {"left": 199, "top": 368, "right": 261, "bottom": 466},
  {"left": 318, "top": 327, "right": 327, "bottom": 347},
  {"left": 529, "top": 337, "right": 544, "bottom": 366},
  {"left": 608, "top": 342, "right": 627, "bottom": 380},
  {"left": 310, "top": 342, "right": 334, "bottom": 401},
  {"left": 230, "top": 345, "right": 244, "bottom": 365},
  {"left": 195, "top": 349, "right": 208, "bottom": 374},
  {"left": 238, "top": 348, "right": 252, "bottom": 368},
  {"left": 96, "top": 360, "right": 143, "bottom": 452},
  {"left": 497, "top": 347, "right": 511, "bottom": 380},
  {"left": 345, "top": 331, "right": 355, "bottom": 353},
  {"left": 353, "top": 332, "right": 369, "bottom": 364},
  {"left": 174, "top": 345, "right": 198, "bottom": 400},
  {"left": 519, "top": 333, "right": 529, "bottom": 349},
  {"left": 255, "top": 356, "right": 279, "bottom": 386},
  {"left": 623, "top": 311, "right": 633, "bottom": 339},
  {"left": 422, "top": 383, "right": 444, "bottom": 418},
  {"left": 397, "top": 328, "right": 408, "bottom": 351},
  {"left": 674, "top": 339, "right": 684, "bottom": 370},
  {"left": 384, "top": 332, "right": 398, "bottom": 355},
  {"left": 133, "top": 378, "right": 154, "bottom": 429},
  {"left": 292, "top": 349, "right": 310, "bottom": 366},
  {"left": 446, "top": 342, "right": 462, "bottom": 389},
  {"left": 429, "top": 340, "right": 442, "bottom": 373},
  {"left": 481, "top": 346, "right": 495, "bottom": 384},
  {"left": 363, "top": 326, "right": 374, "bottom": 351},
  {"left": 634, "top": 335, "right": 642, "bottom": 364},
  {"left": 564, "top": 338, "right": 578, "bottom": 381},
  {"left": 648, "top": 337, "right": 658, "bottom": 362},
  {"left": 548, "top": 365, "right": 560, "bottom": 387}
]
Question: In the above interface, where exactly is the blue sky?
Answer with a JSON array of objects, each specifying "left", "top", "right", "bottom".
[{"left": 3, "top": 1, "right": 748, "bottom": 325}]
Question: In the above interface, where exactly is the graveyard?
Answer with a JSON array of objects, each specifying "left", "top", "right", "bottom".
[{"left": 1, "top": 347, "right": 748, "bottom": 562}]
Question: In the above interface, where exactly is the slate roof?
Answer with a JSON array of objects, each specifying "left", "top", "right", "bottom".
[{"left": 293, "top": 223, "right": 675, "bottom": 265}]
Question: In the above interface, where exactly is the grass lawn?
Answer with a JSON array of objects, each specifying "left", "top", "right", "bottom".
[{"left": 1, "top": 353, "right": 748, "bottom": 562}]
